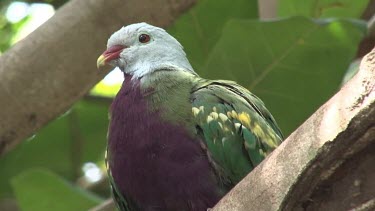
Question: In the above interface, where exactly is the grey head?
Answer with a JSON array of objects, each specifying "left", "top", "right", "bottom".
[{"left": 97, "top": 22, "right": 195, "bottom": 78}]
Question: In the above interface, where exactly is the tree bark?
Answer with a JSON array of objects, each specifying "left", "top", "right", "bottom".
[
  {"left": 0, "top": 0, "right": 196, "bottom": 156},
  {"left": 213, "top": 48, "right": 375, "bottom": 211}
]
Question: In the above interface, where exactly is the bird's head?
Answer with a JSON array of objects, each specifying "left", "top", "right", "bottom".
[{"left": 97, "top": 22, "right": 195, "bottom": 78}]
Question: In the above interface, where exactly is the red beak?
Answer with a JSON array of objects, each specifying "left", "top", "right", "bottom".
[{"left": 97, "top": 45, "right": 126, "bottom": 68}]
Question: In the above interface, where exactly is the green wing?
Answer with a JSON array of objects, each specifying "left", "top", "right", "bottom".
[{"left": 191, "top": 79, "right": 283, "bottom": 184}]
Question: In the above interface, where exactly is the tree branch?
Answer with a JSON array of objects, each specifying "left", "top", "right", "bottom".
[
  {"left": 0, "top": 0, "right": 196, "bottom": 156},
  {"left": 212, "top": 48, "right": 375, "bottom": 210}
]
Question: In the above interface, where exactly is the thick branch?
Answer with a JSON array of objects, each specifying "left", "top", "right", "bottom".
[
  {"left": 0, "top": 0, "right": 196, "bottom": 155},
  {"left": 213, "top": 49, "right": 375, "bottom": 210}
]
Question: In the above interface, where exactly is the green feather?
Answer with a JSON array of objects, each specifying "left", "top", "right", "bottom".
[{"left": 190, "top": 78, "right": 283, "bottom": 184}]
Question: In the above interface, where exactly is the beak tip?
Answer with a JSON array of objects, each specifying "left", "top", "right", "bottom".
[{"left": 96, "top": 55, "right": 106, "bottom": 69}]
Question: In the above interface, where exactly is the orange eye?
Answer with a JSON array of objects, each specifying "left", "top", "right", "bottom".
[{"left": 139, "top": 34, "right": 151, "bottom": 43}]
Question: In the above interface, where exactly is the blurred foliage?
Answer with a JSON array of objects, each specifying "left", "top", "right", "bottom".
[
  {"left": 278, "top": 0, "right": 370, "bottom": 18},
  {"left": 0, "top": 9, "right": 29, "bottom": 52},
  {"left": 0, "top": 100, "right": 109, "bottom": 198},
  {"left": 11, "top": 169, "right": 102, "bottom": 211},
  {"left": 0, "top": 0, "right": 371, "bottom": 210},
  {"left": 91, "top": 80, "right": 121, "bottom": 97},
  {"left": 168, "top": 0, "right": 258, "bottom": 70}
]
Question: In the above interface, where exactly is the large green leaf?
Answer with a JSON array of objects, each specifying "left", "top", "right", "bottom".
[
  {"left": 201, "top": 17, "right": 366, "bottom": 135},
  {"left": 0, "top": 100, "right": 109, "bottom": 198},
  {"left": 278, "top": 0, "right": 370, "bottom": 18},
  {"left": 11, "top": 169, "right": 101, "bottom": 211},
  {"left": 167, "top": 0, "right": 258, "bottom": 70},
  {"left": 74, "top": 100, "right": 109, "bottom": 163}
]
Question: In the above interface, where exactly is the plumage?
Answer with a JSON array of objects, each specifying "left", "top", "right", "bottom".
[{"left": 97, "top": 23, "right": 283, "bottom": 211}]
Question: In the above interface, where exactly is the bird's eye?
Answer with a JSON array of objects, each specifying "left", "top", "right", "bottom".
[{"left": 139, "top": 34, "right": 151, "bottom": 43}]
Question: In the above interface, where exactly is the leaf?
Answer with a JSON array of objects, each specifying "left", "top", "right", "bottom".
[
  {"left": 167, "top": 0, "right": 258, "bottom": 70},
  {"left": 91, "top": 81, "right": 121, "bottom": 97},
  {"left": 278, "top": 0, "right": 370, "bottom": 18},
  {"left": 0, "top": 100, "right": 109, "bottom": 198},
  {"left": 11, "top": 169, "right": 101, "bottom": 211},
  {"left": 0, "top": 14, "right": 31, "bottom": 52},
  {"left": 202, "top": 17, "right": 366, "bottom": 135},
  {"left": 75, "top": 100, "right": 110, "bottom": 162}
]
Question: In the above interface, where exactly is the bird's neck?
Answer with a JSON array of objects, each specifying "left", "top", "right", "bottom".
[
  {"left": 126, "top": 50, "right": 195, "bottom": 79},
  {"left": 123, "top": 70, "right": 198, "bottom": 127}
]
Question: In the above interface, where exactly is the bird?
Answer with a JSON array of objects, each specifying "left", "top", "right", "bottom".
[{"left": 97, "top": 22, "right": 283, "bottom": 211}]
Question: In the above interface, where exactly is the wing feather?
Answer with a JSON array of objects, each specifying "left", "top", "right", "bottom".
[{"left": 191, "top": 80, "right": 283, "bottom": 184}]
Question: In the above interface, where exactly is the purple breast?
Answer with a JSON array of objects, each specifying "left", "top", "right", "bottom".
[{"left": 107, "top": 76, "right": 222, "bottom": 211}]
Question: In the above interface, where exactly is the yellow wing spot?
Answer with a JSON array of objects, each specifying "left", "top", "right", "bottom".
[
  {"left": 213, "top": 106, "right": 217, "bottom": 112},
  {"left": 237, "top": 112, "right": 251, "bottom": 128},
  {"left": 192, "top": 107, "right": 200, "bottom": 117},
  {"left": 209, "top": 112, "right": 219, "bottom": 120},
  {"left": 252, "top": 124, "right": 266, "bottom": 139},
  {"left": 207, "top": 116, "right": 214, "bottom": 123},
  {"left": 231, "top": 110, "right": 238, "bottom": 119},
  {"left": 227, "top": 111, "right": 232, "bottom": 118},
  {"left": 268, "top": 130, "right": 277, "bottom": 141},
  {"left": 218, "top": 113, "right": 228, "bottom": 122},
  {"left": 263, "top": 134, "right": 279, "bottom": 148}
]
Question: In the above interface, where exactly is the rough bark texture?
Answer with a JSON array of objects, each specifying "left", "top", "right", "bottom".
[
  {"left": 212, "top": 49, "right": 375, "bottom": 211},
  {"left": 0, "top": 0, "right": 196, "bottom": 156}
]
